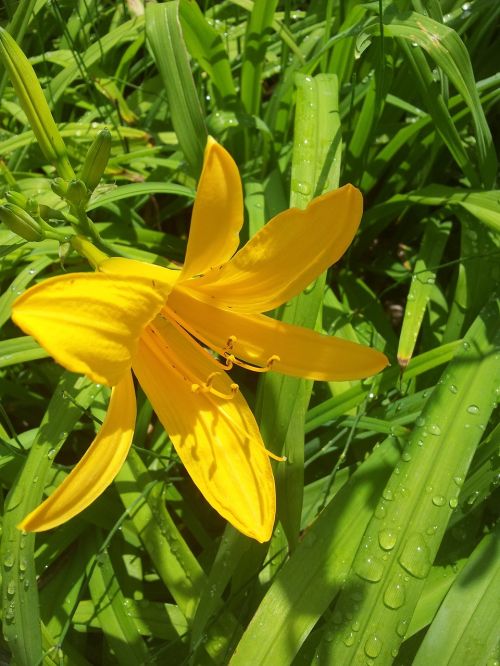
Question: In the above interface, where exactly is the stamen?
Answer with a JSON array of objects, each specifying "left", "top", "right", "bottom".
[
  {"left": 163, "top": 305, "right": 281, "bottom": 375},
  {"left": 267, "top": 354, "right": 281, "bottom": 369},
  {"left": 191, "top": 376, "right": 239, "bottom": 400},
  {"left": 162, "top": 309, "right": 232, "bottom": 371},
  {"left": 225, "top": 335, "right": 237, "bottom": 352},
  {"left": 223, "top": 353, "right": 281, "bottom": 373},
  {"left": 145, "top": 327, "right": 237, "bottom": 401},
  {"left": 265, "top": 449, "right": 287, "bottom": 462}
]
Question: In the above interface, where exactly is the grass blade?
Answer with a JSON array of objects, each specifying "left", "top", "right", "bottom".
[
  {"left": 413, "top": 524, "right": 500, "bottom": 666},
  {"left": 315, "top": 295, "right": 500, "bottom": 663},
  {"left": 146, "top": 1, "right": 207, "bottom": 176}
]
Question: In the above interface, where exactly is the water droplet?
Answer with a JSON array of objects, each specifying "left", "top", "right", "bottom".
[
  {"left": 428, "top": 424, "right": 441, "bottom": 436},
  {"left": 467, "top": 490, "right": 480, "bottom": 505},
  {"left": 449, "top": 498, "right": 458, "bottom": 509},
  {"left": 391, "top": 646, "right": 400, "bottom": 658},
  {"left": 18, "top": 557, "right": 27, "bottom": 572},
  {"left": 417, "top": 439, "right": 424, "bottom": 447},
  {"left": 432, "top": 495, "right": 446, "bottom": 507},
  {"left": 396, "top": 618, "right": 409, "bottom": 638},
  {"left": 461, "top": 1, "right": 472, "bottom": 16},
  {"left": 467, "top": 404, "right": 480, "bottom": 415},
  {"left": 399, "top": 533, "right": 431, "bottom": 579},
  {"left": 4, "top": 602, "right": 15, "bottom": 624},
  {"left": 379, "top": 528, "right": 397, "bottom": 551},
  {"left": 3, "top": 553, "right": 14, "bottom": 570},
  {"left": 292, "top": 180, "right": 312, "bottom": 196},
  {"left": 416, "top": 416, "right": 426, "bottom": 427},
  {"left": 352, "top": 620, "right": 360, "bottom": 632},
  {"left": 47, "top": 449, "right": 57, "bottom": 460},
  {"left": 7, "top": 580, "right": 16, "bottom": 597},
  {"left": 449, "top": 384, "right": 458, "bottom": 394},
  {"left": 426, "top": 525, "right": 438, "bottom": 536},
  {"left": 354, "top": 553, "right": 384, "bottom": 582},
  {"left": 364, "top": 633, "right": 382, "bottom": 658},
  {"left": 343, "top": 630, "right": 355, "bottom": 647},
  {"left": 374, "top": 502, "right": 386, "bottom": 519},
  {"left": 384, "top": 580, "right": 406, "bottom": 609},
  {"left": 382, "top": 488, "right": 394, "bottom": 501},
  {"left": 402, "top": 451, "right": 412, "bottom": 462},
  {"left": 462, "top": 340, "right": 470, "bottom": 351},
  {"left": 453, "top": 476, "right": 463, "bottom": 487}
]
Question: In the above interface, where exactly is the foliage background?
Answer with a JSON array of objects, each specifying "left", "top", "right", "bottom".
[{"left": 0, "top": 0, "right": 498, "bottom": 664}]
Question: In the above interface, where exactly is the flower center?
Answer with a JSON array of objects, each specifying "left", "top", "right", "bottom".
[{"left": 163, "top": 304, "right": 281, "bottom": 374}]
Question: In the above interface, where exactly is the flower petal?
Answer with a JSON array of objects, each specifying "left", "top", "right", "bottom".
[
  {"left": 169, "top": 288, "right": 389, "bottom": 380},
  {"left": 133, "top": 318, "right": 275, "bottom": 542},
  {"left": 182, "top": 136, "right": 243, "bottom": 280},
  {"left": 19, "top": 372, "right": 136, "bottom": 532},
  {"left": 99, "top": 256, "right": 180, "bottom": 295},
  {"left": 190, "top": 184, "right": 363, "bottom": 313},
  {"left": 12, "top": 272, "right": 165, "bottom": 385}
]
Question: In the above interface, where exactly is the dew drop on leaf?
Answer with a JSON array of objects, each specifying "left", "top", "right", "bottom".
[
  {"left": 354, "top": 553, "right": 384, "bottom": 582},
  {"left": 364, "top": 633, "right": 382, "bottom": 658},
  {"left": 399, "top": 533, "right": 431, "bottom": 579},
  {"left": 378, "top": 528, "right": 397, "bottom": 551},
  {"left": 383, "top": 580, "right": 406, "bottom": 609}
]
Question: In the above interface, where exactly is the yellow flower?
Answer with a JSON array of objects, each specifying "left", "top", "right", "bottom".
[{"left": 11, "top": 138, "right": 388, "bottom": 542}]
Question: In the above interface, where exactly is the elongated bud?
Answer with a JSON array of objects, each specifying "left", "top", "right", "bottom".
[
  {"left": 0, "top": 28, "right": 75, "bottom": 180},
  {"left": 0, "top": 203, "right": 43, "bottom": 241},
  {"left": 79, "top": 129, "right": 111, "bottom": 192},
  {"left": 65, "top": 179, "right": 88, "bottom": 207},
  {"left": 5, "top": 191, "right": 28, "bottom": 208}
]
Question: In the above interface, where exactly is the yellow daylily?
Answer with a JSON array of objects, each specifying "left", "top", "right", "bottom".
[{"left": 12, "top": 137, "right": 388, "bottom": 542}]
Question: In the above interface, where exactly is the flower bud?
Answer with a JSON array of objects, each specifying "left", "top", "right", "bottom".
[
  {"left": 51, "top": 177, "right": 69, "bottom": 198},
  {"left": 5, "top": 191, "right": 28, "bottom": 208},
  {"left": 65, "top": 179, "right": 88, "bottom": 206},
  {"left": 79, "top": 128, "right": 111, "bottom": 192},
  {"left": 0, "top": 203, "right": 43, "bottom": 241}
]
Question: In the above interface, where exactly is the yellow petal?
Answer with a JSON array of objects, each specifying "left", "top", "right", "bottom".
[
  {"left": 190, "top": 184, "right": 363, "bottom": 313},
  {"left": 169, "top": 288, "right": 389, "bottom": 380},
  {"left": 182, "top": 136, "right": 243, "bottom": 280},
  {"left": 12, "top": 272, "right": 165, "bottom": 386},
  {"left": 133, "top": 318, "right": 275, "bottom": 542},
  {"left": 99, "top": 256, "right": 180, "bottom": 296},
  {"left": 19, "top": 373, "right": 136, "bottom": 532}
]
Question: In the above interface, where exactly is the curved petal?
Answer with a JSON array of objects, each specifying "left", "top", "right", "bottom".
[
  {"left": 12, "top": 272, "right": 165, "bottom": 385},
  {"left": 99, "top": 257, "right": 180, "bottom": 296},
  {"left": 190, "top": 184, "right": 363, "bottom": 313},
  {"left": 168, "top": 288, "right": 389, "bottom": 381},
  {"left": 133, "top": 318, "right": 275, "bottom": 542},
  {"left": 181, "top": 136, "right": 243, "bottom": 280},
  {"left": 19, "top": 372, "right": 136, "bottom": 532}
]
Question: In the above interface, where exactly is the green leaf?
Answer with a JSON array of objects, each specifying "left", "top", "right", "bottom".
[
  {"left": 413, "top": 524, "right": 500, "bottom": 666},
  {"left": 315, "top": 295, "right": 500, "bottom": 663},
  {"left": 146, "top": 1, "right": 207, "bottom": 176},
  {"left": 397, "top": 217, "right": 452, "bottom": 365},
  {"left": 0, "top": 374, "right": 103, "bottom": 665}
]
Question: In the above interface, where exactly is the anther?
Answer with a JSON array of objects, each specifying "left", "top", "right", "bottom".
[
  {"left": 225, "top": 335, "right": 237, "bottom": 351},
  {"left": 191, "top": 375, "right": 239, "bottom": 400},
  {"left": 266, "top": 354, "right": 280, "bottom": 369}
]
